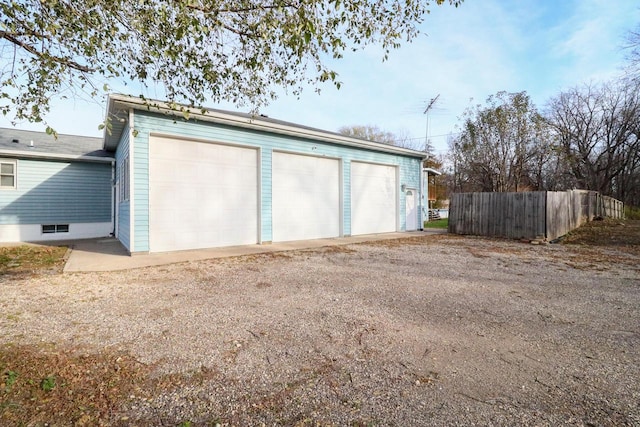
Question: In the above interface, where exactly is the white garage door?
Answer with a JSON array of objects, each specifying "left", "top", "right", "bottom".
[
  {"left": 351, "top": 161, "right": 397, "bottom": 235},
  {"left": 272, "top": 152, "right": 340, "bottom": 242},
  {"left": 149, "top": 136, "right": 258, "bottom": 252}
]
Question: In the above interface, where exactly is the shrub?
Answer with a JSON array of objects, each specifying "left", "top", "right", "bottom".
[{"left": 625, "top": 205, "right": 640, "bottom": 220}]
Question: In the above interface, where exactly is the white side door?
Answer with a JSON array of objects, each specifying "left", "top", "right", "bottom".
[{"left": 405, "top": 189, "right": 417, "bottom": 231}]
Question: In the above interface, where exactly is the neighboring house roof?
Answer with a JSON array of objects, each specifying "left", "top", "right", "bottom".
[
  {"left": 0, "top": 128, "right": 113, "bottom": 162},
  {"left": 104, "top": 93, "right": 428, "bottom": 158}
]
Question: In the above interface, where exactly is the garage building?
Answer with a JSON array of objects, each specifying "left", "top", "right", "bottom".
[{"left": 104, "top": 94, "right": 425, "bottom": 254}]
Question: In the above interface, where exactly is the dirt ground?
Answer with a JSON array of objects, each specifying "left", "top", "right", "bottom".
[{"left": 1, "top": 221, "right": 639, "bottom": 426}]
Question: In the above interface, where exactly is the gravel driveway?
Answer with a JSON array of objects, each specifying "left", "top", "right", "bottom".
[{"left": 1, "top": 234, "right": 639, "bottom": 425}]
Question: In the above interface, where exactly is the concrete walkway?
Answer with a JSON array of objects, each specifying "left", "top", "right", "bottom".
[{"left": 62, "top": 230, "right": 447, "bottom": 272}]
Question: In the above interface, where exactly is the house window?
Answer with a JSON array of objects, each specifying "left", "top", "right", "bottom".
[
  {"left": 119, "top": 156, "right": 129, "bottom": 202},
  {"left": 0, "top": 159, "right": 16, "bottom": 189},
  {"left": 42, "top": 224, "right": 69, "bottom": 234}
]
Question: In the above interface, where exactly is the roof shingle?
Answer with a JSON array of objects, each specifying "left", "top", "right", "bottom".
[{"left": 0, "top": 128, "right": 111, "bottom": 159}]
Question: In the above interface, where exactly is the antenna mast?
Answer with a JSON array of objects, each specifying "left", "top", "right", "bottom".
[{"left": 423, "top": 94, "right": 440, "bottom": 153}]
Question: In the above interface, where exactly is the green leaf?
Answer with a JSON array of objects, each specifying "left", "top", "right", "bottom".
[
  {"left": 5, "top": 370, "right": 18, "bottom": 391},
  {"left": 41, "top": 375, "right": 56, "bottom": 392},
  {"left": 0, "top": 0, "right": 465, "bottom": 128}
]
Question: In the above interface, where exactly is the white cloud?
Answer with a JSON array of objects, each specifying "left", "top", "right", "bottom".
[{"left": 547, "top": 0, "right": 639, "bottom": 87}]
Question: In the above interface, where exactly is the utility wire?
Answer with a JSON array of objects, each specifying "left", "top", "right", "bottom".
[{"left": 404, "top": 131, "right": 462, "bottom": 141}]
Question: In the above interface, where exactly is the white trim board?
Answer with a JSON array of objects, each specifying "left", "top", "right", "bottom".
[{"left": 0, "top": 222, "right": 112, "bottom": 243}]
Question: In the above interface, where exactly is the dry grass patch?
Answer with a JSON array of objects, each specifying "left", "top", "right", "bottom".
[
  {"left": 0, "top": 342, "right": 230, "bottom": 426},
  {"left": 450, "top": 219, "right": 640, "bottom": 267},
  {"left": 231, "top": 251, "right": 295, "bottom": 264},
  {"left": 562, "top": 219, "right": 640, "bottom": 255},
  {"left": 361, "top": 234, "right": 452, "bottom": 248},
  {"left": 559, "top": 246, "right": 640, "bottom": 271},
  {"left": 0, "top": 245, "right": 67, "bottom": 277},
  {"left": 315, "top": 245, "right": 357, "bottom": 254},
  {"left": 0, "top": 344, "right": 150, "bottom": 426}
]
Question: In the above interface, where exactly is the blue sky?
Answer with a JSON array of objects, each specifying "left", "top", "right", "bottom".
[{"left": 2, "top": 0, "right": 639, "bottom": 155}]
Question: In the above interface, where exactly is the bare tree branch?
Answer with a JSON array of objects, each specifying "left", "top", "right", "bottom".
[{"left": 0, "top": 31, "right": 93, "bottom": 73}]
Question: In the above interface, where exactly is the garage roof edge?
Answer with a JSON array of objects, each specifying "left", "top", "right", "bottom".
[
  {"left": 103, "top": 94, "right": 427, "bottom": 158},
  {"left": 0, "top": 148, "right": 114, "bottom": 163}
]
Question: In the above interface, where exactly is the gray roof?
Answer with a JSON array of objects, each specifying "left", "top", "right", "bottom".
[
  {"left": 105, "top": 94, "right": 427, "bottom": 159},
  {"left": 0, "top": 128, "right": 112, "bottom": 160},
  {"left": 202, "top": 108, "right": 347, "bottom": 138}
]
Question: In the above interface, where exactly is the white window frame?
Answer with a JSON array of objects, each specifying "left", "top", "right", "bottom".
[
  {"left": 119, "top": 156, "right": 129, "bottom": 202},
  {"left": 41, "top": 224, "right": 69, "bottom": 234},
  {"left": 0, "top": 159, "right": 17, "bottom": 190}
]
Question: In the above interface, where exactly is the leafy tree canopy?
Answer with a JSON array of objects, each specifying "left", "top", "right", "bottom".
[
  {"left": 450, "top": 91, "right": 553, "bottom": 193},
  {"left": 0, "top": 0, "right": 462, "bottom": 132}
]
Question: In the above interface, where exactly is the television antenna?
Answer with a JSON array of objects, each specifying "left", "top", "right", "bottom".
[{"left": 423, "top": 94, "right": 440, "bottom": 153}]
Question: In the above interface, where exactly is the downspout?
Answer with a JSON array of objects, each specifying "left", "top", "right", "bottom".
[
  {"left": 128, "top": 108, "right": 135, "bottom": 253},
  {"left": 111, "top": 159, "right": 116, "bottom": 236},
  {"left": 424, "top": 170, "right": 429, "bottom": 222},
  {"left": 420, "top": 163, "right": 425, "bottom": 230}
]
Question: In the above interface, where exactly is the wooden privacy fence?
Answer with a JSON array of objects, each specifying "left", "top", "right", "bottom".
[{"left": 448, "top": 190, "right": 624, "bottom": 241}]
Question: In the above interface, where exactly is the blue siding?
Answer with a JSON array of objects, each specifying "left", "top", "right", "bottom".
[
  {"left": 131, "top": 120, "right": 150, "bottom": 252},
  {"left": 0, "top": 159, "right": 111, "bottom": 225},
  {"left": 133, "top": 131, "right": 149, "bottom": 252},
  {"left": 118, "top": 201, "right": 130, "bottom": 249},
  {"left": 115, "top": 125, "right": 131, "bottom": 250},
  {"left": 129, "top": 111, "right": 423, "bottom": 251}
]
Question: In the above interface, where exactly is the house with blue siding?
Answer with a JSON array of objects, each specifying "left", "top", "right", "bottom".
[
  {"left": 0, "top": 128, "right": 113, "bottom": 242},
  {"left": 1, "top": 94, "right": 426, "bottom": 252},
  {"left": 105, "top": 94, "right": 427, "bottom": 254}
]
